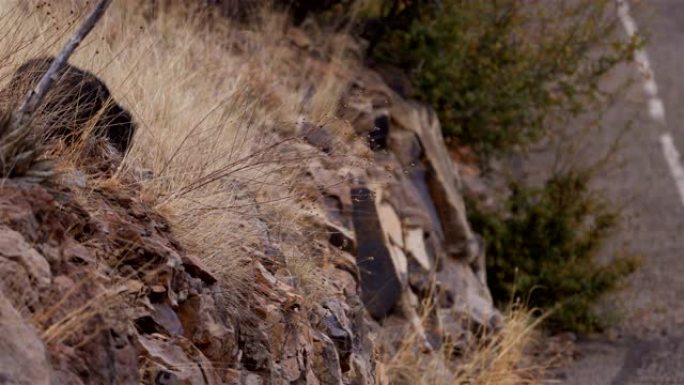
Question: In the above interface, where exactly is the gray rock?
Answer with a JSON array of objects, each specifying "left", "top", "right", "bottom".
[
  {"left": 390, "top": 100, "right": 477, "bottom": 262},
  {"left": 404, "top": 228, "right": 432, "bottom": 270},
  {"left": 137, "top": 334, "right": 219, "bottom": 385},
  {"left": 437, "top": 259, "right": 500, "bottom": 330},
  {"left": 152, "top": 303, "right": 184, "bottom": 336},
  {"left": 312, "top": 331, "right": 344, "bottom": 385},
  {"left": 301, "top": 123, "right": 335, "bottom": 154},
  {"left": 0, "top": 226, "right": 51, "bottom": 288},
  {"left": 0, "top": 290, "right": 50, "bottom": 385},
  {"left": 388, "top": 129, "right": 422, "bottom": 169}
]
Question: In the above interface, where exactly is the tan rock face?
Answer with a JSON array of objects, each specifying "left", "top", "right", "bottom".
[
  {"left": 0, "top": 177, "right": 367, "bottom": 385},
  {"left": 0, "top": 290, "right": 50, "bottom": 385},
  {"left": 390, "top": 99, "right": 477, "bottom": 262},
  {"left": 288, "top": 65, "right": 501, "bottom": 370},
  {"left": 285, "top": 62, "right": 499, "bottom": 360},
  {"left": 0, "top": 227, "right": 51, "bottom": 288},
  {"left": 333, "top": 67, "right": 499, "bottom": 352},
  {"left": 0, "top": 45, "right": 499, "bottom": 385},
  {"left": 404, "top": 228, "right": 431, "bottom": 270}
]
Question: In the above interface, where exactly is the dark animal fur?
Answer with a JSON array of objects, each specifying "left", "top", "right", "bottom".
[{"left": 0, "top": 57, "right": 135, "bottom": 153}]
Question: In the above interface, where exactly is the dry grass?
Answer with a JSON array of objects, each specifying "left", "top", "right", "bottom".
[
  {"left": 381, "top": 305, "right": 546, "bottom": 385},
  {"left": 36, "top": 279, "right": 133, "bottom": 345},
  {"left": 0, "top": 0, "right": 359, "bottom": 302}
]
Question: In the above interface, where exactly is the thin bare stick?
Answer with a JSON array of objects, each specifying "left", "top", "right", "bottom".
[{"left": 10, "top": 0, "right": 113, "bottom": 131}]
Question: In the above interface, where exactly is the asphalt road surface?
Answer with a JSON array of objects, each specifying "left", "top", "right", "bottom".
[{"left": 517, "top": 1, "right": 684, "bottom": 383}]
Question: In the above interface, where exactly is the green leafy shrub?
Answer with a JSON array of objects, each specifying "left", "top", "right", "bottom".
[
  {"left": 467, "top": 171, "right": 639, "bottom": 332},
  {"left": 368, "top": 0, "right": 639, "bottom": 157}
]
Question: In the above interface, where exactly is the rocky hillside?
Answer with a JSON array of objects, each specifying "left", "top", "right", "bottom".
[{"left": 0, "top": 2, "right": 538, "bottom": 384}]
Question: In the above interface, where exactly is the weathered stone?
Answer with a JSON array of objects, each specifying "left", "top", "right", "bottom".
[
  {"left": 312, "top": 195, "right": 357, "bottom": 254},
  {"left": 224, "top": 368, "right": 241, "bottom": 385},
  {"left": 322, "top": 194, "right": 346, "bottom": 225},
  {"left": 0, "top": 43, "right": 512, "bottom": 385},
  {"left": 60, "top": 239, "right": 96, "bottom": 265},
  {"left": 177, "top": 293, "right": 236, "bottom": 364},
  {"left": 404, "top": 227, "right": 431, "bottom": 270},
  {"left": 469, "top": 233, "right": 487, "bottom": 286},
  {"left": 52, "top": 326, "right": 140, "bottom": 385},
  {"left": 349, "top": 353, "right": 376, "bottom": 385},
  {"left": 319, "top": 302, "right": 353, "bottom": 370},
  {"left": 407, "top": 258, "right": 431, "bottom": 296},
  {"left": 325, "top": 260, "right": 359, "bottom": 299},
  {"left": 138, "top": 334, "right": 219, "bottom": 385},
  {"left": 380, "top": 166, "right": 438, "bottom": 232},
  {"left": 0, "top": 290, "right": 50, "bottom": 385},
  {"left": 388, "top": 243, "right": 408, "bottom": 286},
  {"left": 181, "top": 253, "right": 218, "bottom": 285},
  {"left": 152, "top": 303, "right": 184, "bottom": 336},
  {"left": 302, "top": 123, "right": 336, "bottom": 154},
  {"left": 351, "top": 186, "right": 402, "bottom": 319},
  {"left": 388, "top": 129, "right": 422, "bottom": 168},
  {"left": 312, "top": 331, "right": 344, "bottom": 385},
  {"left": 278, "top": 319, "right": 313, "bottom": 383},
  {"left": 306, "top": 158, "right": 354, "bottom": 210},
  {"left": 390, "top": 99, "right": 477, "bottom": 262},
  {"left": 240, "top": 372, "right": 264, "bottom": 385},
  {"left": 0, "top": 257, "right": 38, "bottom": 316},
  {"left": 377, "top": 202, "right": 403, "bottom": 248},
  {"left": 367, "top": 148, "right": 441, "bottom": 235},
  {"left": 0, "top": 226, "right": 51, "bottom": 287},
  {"left": 437, "top": 259, "right": 499, "bottom": 329}
]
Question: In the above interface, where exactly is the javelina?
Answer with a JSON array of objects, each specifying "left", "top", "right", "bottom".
[{"left": 0, "top": 57, "right": 135, "bottom": 153}]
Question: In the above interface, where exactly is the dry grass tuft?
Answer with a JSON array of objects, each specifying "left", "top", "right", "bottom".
[
  {"left": 0, "top": 99, "right": 55, "bottom": 180},
  {"left": 0, "top": 0, "right": 359, "bottom": 306},
  {"left": 382, "top": 305, "right": 546, "bottom": 385},
  {"left": 36, "top": 279, "right": 132, "bottom": 346}
]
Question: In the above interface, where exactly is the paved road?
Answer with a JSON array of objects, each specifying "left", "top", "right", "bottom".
[{"left": 518, "top": 1, "right": 684, "bottom": 383}]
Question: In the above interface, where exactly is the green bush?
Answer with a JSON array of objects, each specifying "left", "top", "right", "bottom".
[
  {"left": 467, "top": 171, "right": 639, "bottom": 332},
  {"left": 368, "top": 0, "right": 639, "bottom": 157}
]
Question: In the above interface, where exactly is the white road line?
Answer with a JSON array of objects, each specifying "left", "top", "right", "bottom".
[
  {"left": 617, "top": 0, "right": 638, "bottom": 36},
  {"left": 617, "top": 0, "right": 667, "bottom": 124},
  {"left": 648, "top": 98, "right": 666, "bottom": 123},
  {"left": 660, "top": 134, "right": 684, "bottom": 206},
  {"left": 618, "top": 0, "right": 684, "bottom": 205}
]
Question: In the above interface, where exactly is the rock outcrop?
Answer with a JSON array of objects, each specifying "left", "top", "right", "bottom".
[
  {"left": 283, "top": 60, "right": 500, "bottom": 361},
  {"left": 339, "top": 68, "right": 498, "bottom": 335},
  {"left": 0, "top": 289, "right": 50, "bottom": 385},
  {"left": 0, "top": 26, "right": 498, "bottom": 385},
  {"left": 0, "top": 175, "right": 375, "bottom": 385}
]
